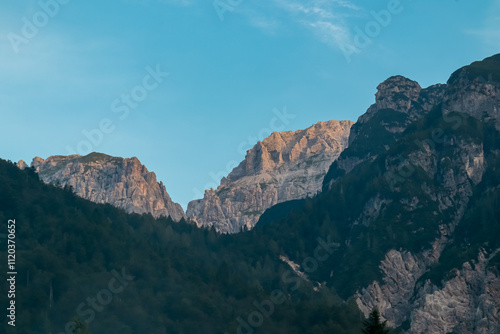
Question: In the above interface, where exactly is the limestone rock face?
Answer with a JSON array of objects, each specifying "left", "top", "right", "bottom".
[
  {"left": 30, "top": 152, "right": 185, "bottom": 221},
  {"left": 351, "top": 76, "right": 446, "bottom": 143},
  {"left": 357, "top": 75, "right": 422, "bottom": 127},
  {"left": 444, "top": 61, "right": 500, "bottom": 130},
  {"left": 187, "top": 120, "right": 353, "bottom": 233},
  {"left": 357, "top": 248, "right": 500, "bottom": 334},
  {"left": 17, "top": 160, "right": 28, "bottom": 170},
  {"left": 323, "top": 76, "right": 447, "bottom": 191},
  {"left": 355, "top": 135, "right": 488, "bottom": 326},
  {"left": 410, "top": 250, "right": 500, "bottom": 334},
  {"left": 346, "top": 55, "right": 500, "bottom": 333}
]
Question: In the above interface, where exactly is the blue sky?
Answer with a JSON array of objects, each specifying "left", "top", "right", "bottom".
[{"left": 1, "top": 0, "right": 499, "bottom": 209}]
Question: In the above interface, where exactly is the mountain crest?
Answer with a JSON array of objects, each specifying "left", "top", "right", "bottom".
[
  {"left": 187, "top": 120, "right": 353, "bottom": 233},
  {"left": 444, "top": 54, "right": 500, "bottom": 130},
  {"left": 29, "top": 152, "right": 186, "bottom": 221},
  {"left": 375, "top": 75, "right": 422, "bottom": 111}
]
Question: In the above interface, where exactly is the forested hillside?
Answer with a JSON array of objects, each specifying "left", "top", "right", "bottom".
[{"left": 0, "top": 160, "right": 362, "bottom": 334}]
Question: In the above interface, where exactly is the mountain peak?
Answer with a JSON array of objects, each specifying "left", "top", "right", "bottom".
[
  {"left": 379, "top": 74, "right": 419, "bottom": 86},
  {"left": 17, "top": 160, "right": 28, "bottom": 170},
  {"left": 375, "top": 75, "right": 422, "bottom": 110},
  {"left": 444, "top": 54, "right": 500, "bottom": 130},
  {"left": 29, "top": 152, "right": 186, "bottom": 221},
  {"left": 187, "top": 120, "right": 353, "bottom": 233},
  {"left": 448, "top": 53, "right": 500, "bottom": 85}
]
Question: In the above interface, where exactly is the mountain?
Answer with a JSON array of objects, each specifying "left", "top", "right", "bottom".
[
  {"left": 254, "top": 54, "right": 500, "bottom": 333},
  {"left": 26, "top": 152, "right": 185, "bottom": 221},
  {"left": 3, "top": 54, "right": 500, "bottom": 334},
  {"left": 323, "top": 75, "right": 446, "bottom": 190},
  {"left": 0, "top": 156, "right": 363, "bottom": 334},
  {"left": 187, "top": 120, "right": 353, "bottom": 233}
]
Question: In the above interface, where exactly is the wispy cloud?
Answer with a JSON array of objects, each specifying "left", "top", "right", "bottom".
[
  {"left": 123, "top": 0, "right": 195, "bottom": 6},
  {"left": 158, "top": 0, "right": 195, "bottom": 6},
  {"left": 274, "top": 0, "right": 360, "bottom": 18},
  {"left": 242, "top": 0, "right": 360, "bottom": 53},
  {"left": 247, "top": 15, "right": 280, "bottom": 33},
  {"left": 463, "top": 2, "right": 500, "bottom": 48},
  {"left": 307, "top": 20, "right": 352, "bottom": 49},
  {"left": 465, "top": 26, "right": 500, "bottom": 48}
]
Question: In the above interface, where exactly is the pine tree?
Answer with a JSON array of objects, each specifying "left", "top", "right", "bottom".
[
  {"left": 72, "top": 318, "right": 90, "bottom": 334},
  {"left": 362, "top": 308, "right": 390, "bottom": 334}
]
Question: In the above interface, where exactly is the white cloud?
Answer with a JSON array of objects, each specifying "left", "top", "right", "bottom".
[
  {"left": 308, "top": 20, "right": 352, "bottom": 49},
  {"left": 330, "top": 0, "right": 361, "bottom": 11},
  {"left": 242, "top": 0, "right": 360, "bottom": 53}
]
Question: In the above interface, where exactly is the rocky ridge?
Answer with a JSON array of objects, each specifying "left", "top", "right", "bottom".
[
  {"left": 323, "top": 76, "right": 447, "bottom": 190},
  {"left": 187, "top": 120, "right": 353, "bottom": 233},
  {"left": 342, "top": 55, "right": 500, "bottom": 333},
  {"left": 263, "top": 54, "right": 500, "bottom": 334},
  {"left": 27, "top": 152, "right": 185, "bottom": 221}
]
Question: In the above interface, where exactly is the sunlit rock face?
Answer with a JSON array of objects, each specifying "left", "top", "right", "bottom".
[
  {"left": 187, "top": 120, "right": 353, "bottom": 233},
  {"left": 29, "top": 152, "right": 186, "bottom": 221}
]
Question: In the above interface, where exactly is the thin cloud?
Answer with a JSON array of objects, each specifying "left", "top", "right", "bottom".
[
  {"left": 244, "top": 0, "right": 360, "bottom": 53},
  {"left": 307, "top": 20, "right": 352, "bottom": 49},
  {"left": 464, "top": 2, "right": 500, "bottom": 49},
  {"left": 331, "top": 0, "right": 361, "bottom": 11},
  {"left": 247, "top": 15, "right": 280, "bottom": 33},
  {"left": 123, "top": 0, "right": 195, "bottom": 6},
  {"left": 465, "top": 26, "right": 500, "bottom": 48},
  {"left": 464, "top": 1, "right": 500, "bottom": 48},
  {"left": 159, "top": 0, "right": 195, "bottom": 6}
]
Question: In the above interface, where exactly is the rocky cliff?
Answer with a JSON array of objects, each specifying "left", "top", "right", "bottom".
[
  {"left": 323, "top": 75, "right": 447, "bottom": 190},
  {"left": 28, "top": 152, "right": 186, "bottom": 221},
  {"left": 187, "top": 120, "right": 353, "bottom": 233},
  {"left": 255, "top": 54, "right": 500, "bottom": 333},
  {"left": 339, "top": 55, "right": 500, "bottom": 333},
  {"left": 6, "top": 53, "right": 500, "bottom": 334},
  {"left": 444, "top": 54, "right": 500, "bottom": 130}
]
